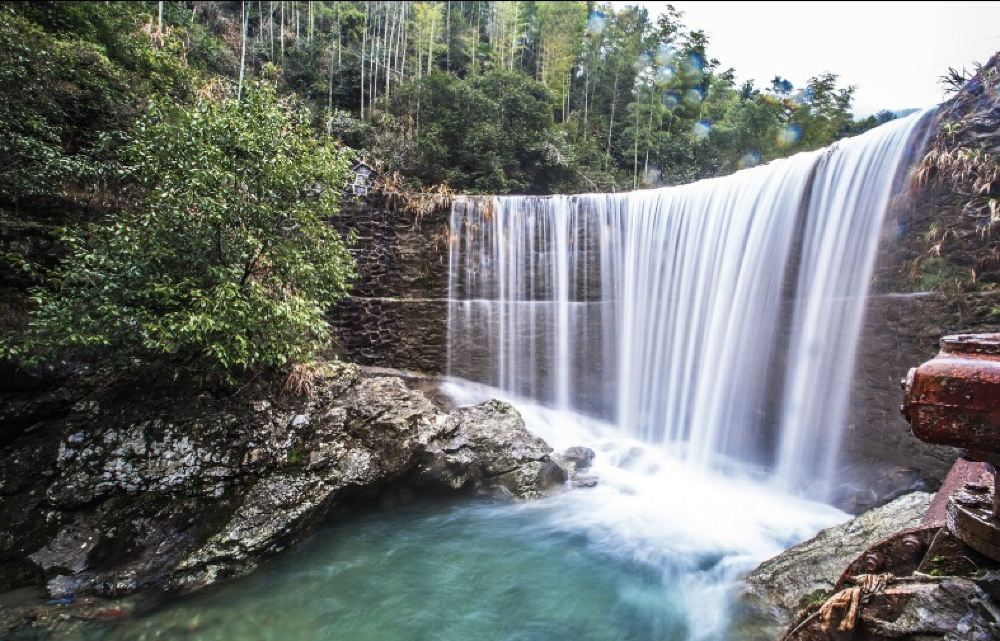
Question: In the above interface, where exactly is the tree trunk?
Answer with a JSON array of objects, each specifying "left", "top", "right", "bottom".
[
  {"left": 632, "top": 100, "right": 641, "bottom": 189},
  {"left": 238, "top": 1, "right": 248, "bottom": 102},
  {"left": 395, "top": 2, "right": 404, "bottom": 78},
  {"left": 644, "top": 87, "right": 655, "bottom": 181},
  {"left": 583, "top": 62, "right": 589, "bottom": 141},
  {"left": 427, "top": 4, "right": 437, "bottom": 76},
  {"left": 372, "top": 5, "right": 381, "bottom": 114},
  {"left": 360, "top": 3, "right": 368, "bottom": 119},
  {"left": 368, "top": 3, "right": 377, "bottom": 113},
  {"left": 385, "top": 4, "right": 395, "bottom": 100},
  {"left": 510, "top": 1, "right": 518, "bottom": 70},
  {"left": 606, "top": 69, "right": 619, "bottom": 170}
]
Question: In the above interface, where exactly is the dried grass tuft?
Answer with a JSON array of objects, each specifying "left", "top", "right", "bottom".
[{"left": 283, "top": 362, "right": 318, "bottom": 397}]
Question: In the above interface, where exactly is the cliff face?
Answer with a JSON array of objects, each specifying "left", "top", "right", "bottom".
[{"left": 875, "top": 52, "right": 1000, "bottom": 297}]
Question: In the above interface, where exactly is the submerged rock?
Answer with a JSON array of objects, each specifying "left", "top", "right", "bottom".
[
  {"left": 739, "top": 491, "right": 933, "bottom": 638},
  {"left": 554, "top": 446, "right": 596, "bottom": 471},
  {"left": 553, "top": 446, "right": 599, "bottom": 489},
  {"left": 0, "top": 362, "right": 575, "bottom": 603}
]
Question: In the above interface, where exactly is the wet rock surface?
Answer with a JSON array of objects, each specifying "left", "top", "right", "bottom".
[
  {"left": 739, "top": 492, "right": 933, "bottom": 638},
  {"left": 0, "top": 361, "right": 576, "bottom": 609},
  {"left": 416, "top": 399, "right": 567, "bottom": 499}
]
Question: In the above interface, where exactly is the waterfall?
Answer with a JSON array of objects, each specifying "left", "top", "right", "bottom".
[{"left": 446, "top": 113, "right": 929, "bottom": 499}]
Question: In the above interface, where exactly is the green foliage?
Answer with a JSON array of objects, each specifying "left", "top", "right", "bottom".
[
  {"left": 535, "top": 1, "right": 587, "bottom": 119},
  {"left": 915, "top": 256, "right": 970, "bottom": 292},
  {"left": 388, "top": 70, "right": 571, "bottom": 193},
  {"left": 0, "top": 2, "right": 194, "bottom": 209},
  {"left": 286, "top": 445, "right": 306, "bottom": 466},
  {"left": 790, "top": 73, "right": 856, "bottom": 149},
  {"left": 5, "top": 0, "right": 879, "bottom": 196},
  {"left": 15, "top": 84, "right": 355, "bottom": 375},
  {"left": 0, "top": 1, "right": 921, "bottom": 377},
  {"left": 0, "top": 7, "right": 125, "bottom": 205}
]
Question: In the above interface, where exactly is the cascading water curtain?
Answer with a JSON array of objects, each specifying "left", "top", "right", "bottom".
[{"left": 446, "top": 112, "right": 929, "bottom": 499}]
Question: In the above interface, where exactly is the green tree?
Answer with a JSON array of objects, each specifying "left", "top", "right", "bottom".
[
  {"left": 791, "top": 73, "right": 856, "bottom": 149},
  {"left": 536, "top": 1, "right": 587, "bottom": 121},
  {"left": 0, "top": 2, "right": 192, "bottom": 211},
  {"left": 15, "top": 84, "right": 355, "bottom": 376},
  {"left": 387, "top": 69, "right": 568, "bottom": 193}
]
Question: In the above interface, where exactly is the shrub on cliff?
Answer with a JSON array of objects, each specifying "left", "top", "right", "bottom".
[{"left": 9, "top": 83, "right": 355, "bottom": 377}]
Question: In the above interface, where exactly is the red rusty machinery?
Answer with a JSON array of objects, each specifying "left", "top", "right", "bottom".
[{"left": 901, "top": 333, "right": 1000, "bottom": 559}]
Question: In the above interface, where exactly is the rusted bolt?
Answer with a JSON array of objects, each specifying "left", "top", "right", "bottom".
[
  {"left": 863, "top": 552, "right": 883, "bottom": 573},
  {"left": 901, "top": 534, "right": 924, "bottom": 560}
]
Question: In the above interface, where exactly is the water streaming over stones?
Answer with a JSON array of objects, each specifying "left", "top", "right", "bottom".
[{"left": 447, "top": 112, "right": 930, "bottom": 499}]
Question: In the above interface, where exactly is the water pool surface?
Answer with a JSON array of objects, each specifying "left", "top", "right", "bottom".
[{"left": 59, "top": 383, "right": 846, "bottom": 641}]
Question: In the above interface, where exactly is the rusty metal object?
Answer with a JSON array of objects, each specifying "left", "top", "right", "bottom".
[
  {"left": 781, "top": 578, "right": 992, "bottom": 641},
  {"left": 901, "top": 333, "right": 1000, "bottom": 457},
  {"left": 834, "top": 527, "right": 938, "bottom": 591},
  {"left": 781, "top": 333, "right": 1000, "bottom": 641},
  {"left": 901, "top": 333, "right": 1000, "bottom": 560},
  {"left": 922, "top": 458, "right": 994, "bottom": 527},
  {"left": 917, "top": 526, "right": 990, "bottom": 576}
]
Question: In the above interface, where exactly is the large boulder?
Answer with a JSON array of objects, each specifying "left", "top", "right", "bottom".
[
  {"left": 0, "top": 361, "right": 575, "bottom": 601},
  {"left": 416, "top": 399, "right": 566, "bottom": 498}
]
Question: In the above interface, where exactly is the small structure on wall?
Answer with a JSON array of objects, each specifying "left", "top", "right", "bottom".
[{"left": 349, "top": 160, "right": 375, "bottom": 196}]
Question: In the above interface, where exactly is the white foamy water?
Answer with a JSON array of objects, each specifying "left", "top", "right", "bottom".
[{"left": 444, "top": 378, "right": 847, "bottom": 640}]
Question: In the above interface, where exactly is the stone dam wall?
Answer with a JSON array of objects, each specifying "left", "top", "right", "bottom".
[{"left": 327, "top": 197, "right": 451, "bottom": 374}]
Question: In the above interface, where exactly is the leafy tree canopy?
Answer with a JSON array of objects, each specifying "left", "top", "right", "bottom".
[{"left": 10, "top": 84, "right": 355, "bottom": 377}]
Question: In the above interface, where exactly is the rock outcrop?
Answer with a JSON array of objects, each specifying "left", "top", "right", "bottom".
[{"left": 0, "top": 361, "right": 572, "bottom": 601}]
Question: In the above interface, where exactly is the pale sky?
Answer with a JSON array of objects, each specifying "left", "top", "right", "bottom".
[{"left": 612, "top": 1, "right": 1000, "bottom": 116}]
